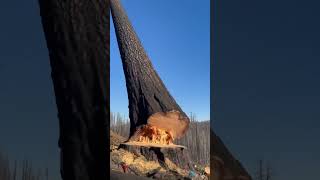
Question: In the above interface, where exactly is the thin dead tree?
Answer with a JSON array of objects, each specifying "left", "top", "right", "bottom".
[
  {"left": 110, "top": 0, "right": 190, "bottom": 143},
  {"left": 255, "top": 159, "right": 273, "bottom": 180},
  {"left": 266, "top": 161, "right": 273, "bottom": 180},
  {"left": 0, "top": 150, "right": 51, "bottom": 180},
  {"left": 258, "top": 160, "right": 263, "bottom": 180},
  {"left": 38, "top": 0, "right": 110, "bottom": 179}
]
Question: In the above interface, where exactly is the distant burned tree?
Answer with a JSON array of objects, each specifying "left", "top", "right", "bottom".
[
  {"left": 255, "top": 159, "right": 274, "bottom": 180},
  {"left": 110, "top": 112, "right": 130, "bottom": 138},
  {"left": 0, "top": 151, "right": 48, "bottom": 180},
  {"left": 176, "top": 114, "right": 210, "bottom": 165}
]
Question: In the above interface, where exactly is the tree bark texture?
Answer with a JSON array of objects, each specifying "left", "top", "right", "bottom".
[
  {"left": 211, "top": 129, "right": 252, "bottom": 180},
  {"left": 38, "top": 1, "right": 109, "bottom": 179},
  {"left": 110, "top": 0, "right": 189, "bottom": 139}
]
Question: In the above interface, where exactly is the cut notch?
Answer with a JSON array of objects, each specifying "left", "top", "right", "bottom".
[{"left": 147, "top": 110, "right": 190, "bottom": 139}]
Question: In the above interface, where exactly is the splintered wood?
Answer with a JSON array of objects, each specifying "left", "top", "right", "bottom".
[{"left": 134, "top": 125, "right": 174, "bottom": 145}]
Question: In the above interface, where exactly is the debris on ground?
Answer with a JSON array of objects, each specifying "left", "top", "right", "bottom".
[{"left": 110, "top": 130, "right": 209, "bottom": 180}]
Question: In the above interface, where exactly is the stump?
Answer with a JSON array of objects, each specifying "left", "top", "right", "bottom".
[{"left": 119, "top": 143, "right": 194, "bottom": 171}]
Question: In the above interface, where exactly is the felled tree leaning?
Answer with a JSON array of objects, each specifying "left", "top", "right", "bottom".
[{"left": 111, "top": 0, "right": 190, "bottom": 143}]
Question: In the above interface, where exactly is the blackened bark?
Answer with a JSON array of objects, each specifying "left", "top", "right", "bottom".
[
  {"left": 38, "top": 1, "right": 109, "bottom": 180},
  {"left": 110, "top": 0, "right": 189, "bottom": 139},
  {"left": 210, "top": 129, "right": 252, "bottom": 180}
]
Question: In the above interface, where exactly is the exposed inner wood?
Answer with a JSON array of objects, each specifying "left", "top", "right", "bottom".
[
  {"left": 134, "top": 124, "right": 174, "bottom": 144},
  {"left": 147, "top": 110, "right": 189, "bottom": 139},
  {"left": 128, "top": 124, "right": 174, "bottom": 145},
  {"left": 126, "top": 111, "right": 189, "bottom": 147},
  {"left": 121, "top": 141, "right": 186, "bottom": 149}
]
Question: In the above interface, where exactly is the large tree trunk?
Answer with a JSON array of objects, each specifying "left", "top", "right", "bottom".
[
  {"left": 110, "top": 0, "right": 189, "bottom": 141},
  {"left": 38, "top": 1, "right": 109, "bottom": 180}
]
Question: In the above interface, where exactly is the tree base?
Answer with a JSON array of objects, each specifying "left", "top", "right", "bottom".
[{"left": 119, "top": 142, "right": 194, "bottom": 171}]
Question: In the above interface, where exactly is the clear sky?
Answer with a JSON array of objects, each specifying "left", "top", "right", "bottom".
[{"left": 110, "top": 0, "right": 211, "bottom": 121}]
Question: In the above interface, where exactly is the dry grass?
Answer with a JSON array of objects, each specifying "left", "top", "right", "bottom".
[{"left": 111, "top": 148, "right": 162, "bottom": 174}]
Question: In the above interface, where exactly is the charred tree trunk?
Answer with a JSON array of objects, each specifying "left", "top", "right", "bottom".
[
  {"left": 210, "top": 129, "right": 252, "bottom": 180},
  {"left": 110, "top": 0, "right": 189, "bottom": 140},
  {"left": 38, "top": 1, "right": 109, "bottom": 180}
]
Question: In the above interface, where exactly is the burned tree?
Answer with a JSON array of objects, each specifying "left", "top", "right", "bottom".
[
  {"left": 210, "top": 129, "right": 252, "bottom": 180},
  {"left": 38, "top": 0, "right": 109, "bottom": 179},
  {"left": 255, "top": 159, "right": 273, "bottom": 180},
  {"left": 110, "top": 0, "right": 190, "bottom": 145}
]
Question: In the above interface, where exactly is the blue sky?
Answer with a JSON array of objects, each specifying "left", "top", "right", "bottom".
[{"left": 110, "top": 0, "right": 211, "bottom": 121}]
